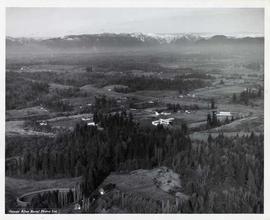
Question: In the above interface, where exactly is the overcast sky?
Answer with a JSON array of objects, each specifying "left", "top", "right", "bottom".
[{"left": 6, "top": 8, "right": 264, "bottom": 38}]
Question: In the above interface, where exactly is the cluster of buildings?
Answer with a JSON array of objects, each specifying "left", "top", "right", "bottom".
[
  {"left": 152, "top": 118, "right": 175, "bottom": 127},
  {"left": 154, "top": 111, "right": 171, "bottom": 116}
]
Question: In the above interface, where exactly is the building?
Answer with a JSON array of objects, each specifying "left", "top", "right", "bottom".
[
  {"left": 160, "top": 112, "right": 171, "bottom": 116},
  {"left": 81, "top": 117, "right": 91, "bottom": 121},
  {"left": 152, "top": 118, "right": 174, "bottom": 127},
  {"left": 87, "top": 122, "right": 96, "bottom": 126},
  {"left": 39, "top": 121, "right": 47, "bottom": 126},
  {"left": 154, "top": 111, "right": 171, "bottom": 117},
  {"left": 216, "top": 111, "right": 233, "bottom": 120}
]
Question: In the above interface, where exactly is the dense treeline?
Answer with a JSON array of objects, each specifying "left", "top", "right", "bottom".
[
  {"left": 94, "top": 60, "right": 198, "bottom": 74},
  {"left": 6, "top": 111, "right": 263, "bottom": 212},
  {"left": 167, "top": 103, "right": 199, "bottom": 112},
  {"left": 6, "top": 71, "right": 93, "bottom": 87},
  {"left": 40, "top": 95, "right": 73, "bottom": 112},
  {"left": 6, "top": 73, "right": 76, "bottom": 111},
  {"left": 175, "top": 73, "right": 213, "bottom": 80},
  {"left": 244, "top": 62, "right": 262, "bottom": 71},
  {"left": 175, "top": 133, "right": 263, "bottom": 213},
  {"left": 94, "top": 95, "right": 118, "bottom": 112},
  {"left": 114, "top": 86, "right": 134, "bottom": 93},
  {"left": 6, "top": 135, "right": 53, "bottom": 158},
  {"left": 206, "top": 111, "right": 234, "bottom": 128},
  {"left": 30, "top": 190, "right": 75, "bottom": 209},
  {"left": 8, "top": 112, "right": 189, "bottom": 178},
  {"left": 6, "top": 76, "right": 49, "bottom": 110},
  {"left": 112, "top": 75, "right": 209, "bottom": 92},
  {"left": 53, "top": 87, "right": 81, "bottom": 98},
  {"left": 232, "top": 87, "right": 263, "bottom": 105}
]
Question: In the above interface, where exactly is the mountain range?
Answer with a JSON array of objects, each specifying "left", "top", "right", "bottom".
[{"left": 6, "top": 33, "right": 264, "bottom": 54}]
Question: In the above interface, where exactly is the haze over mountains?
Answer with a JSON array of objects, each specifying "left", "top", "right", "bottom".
[{"left": 6, "top": 33, "right": 264, "bottom": 56}]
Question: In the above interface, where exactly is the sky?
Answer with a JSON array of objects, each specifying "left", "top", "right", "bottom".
[{"left": 6, "top": 8, "right": 264, "bottom": 38}]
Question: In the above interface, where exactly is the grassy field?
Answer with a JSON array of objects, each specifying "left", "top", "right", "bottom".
[
  {"left": 101, "top": 167, "right": 185, "bottom": 202},
  {"left": 47, "top": 113, "right": 93, "bottom": 129},
  {"left": 6, "top": 106, "right": 50, "bottom": 121},
  {"left": 5, "top": 120, "right": 54, "bottom": 137},
  {"left": 193, "top": 84, "right": 247, "bottom": 99}
]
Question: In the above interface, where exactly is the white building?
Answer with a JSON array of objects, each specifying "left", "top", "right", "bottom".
[
  {"left": 87, "top": 122, "right": 96, "bottom": 126},
  {"left": 81, "top": 117, "right": 91, "bottom": 121},
  {"left": 152, "top": 118, "right": 174, "bottom": 126},
  {"left": 160, "top": 112, "right": 171, "bottom": 116},
  {"left": 39, "top": 121, "right": 47, "bottom": 126},
  {"left": 217, "top": 111, "right": 232, "bottom": 117},
  {"left": 154, "top": 111, "right": 171, "bottom": 116},
  {"left": 216, "top": 111, "right": 233, "bottom": 120}
]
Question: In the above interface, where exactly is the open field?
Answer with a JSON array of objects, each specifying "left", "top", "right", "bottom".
[
  {"left": 5, "top": 33, "right": 264, "bottom": 213},
  {"left": 6, "top": 120, "right": 54, "bottom": 137},
  {"left": 6, "top": 106, "right": 50, "bottom": 121},
  {"left": 193, "top": 84, "right": 247, "bottom": 99},
  {"left": 47, "top": 113, "right": 93, "bottom": 129},
  {"left": 101, "top": 167, "right": 186, "bottom": 202}
]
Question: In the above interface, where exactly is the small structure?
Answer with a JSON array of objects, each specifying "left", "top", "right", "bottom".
[
  {"left": 39, "top": 121, "right": 47, "bottom": 126},
  {"left": 217, "top": 111, "right": 231, "bottom": 117},
  {"left": 98, "top": 183, "right": 116, "bottom": 196},
  {"left": 74, "top": 203, "right": 81, "bottom": 210},
  {"left": 160, "top": 112, "right": 171, "bottom": 116},
  {"left": 99, "top": 188, "right": 105, "bottom": 195},
  {"left": 216, "top": 111, "right": 233, "bottom": 120},
  {"left": 81, "top": 117, "right": 91, "bottom": 121},
  {"left": 86, "top": 122, "right": 103, "bottom": 130},
  {"left": 87, "top": 122, "right": 96, "bottom": 126},
  {"left": 217, "top": 111, "right": 231, "bottom": 116},
  {"left": 152, "top": 118, "right": 174, "bottom": 127}
]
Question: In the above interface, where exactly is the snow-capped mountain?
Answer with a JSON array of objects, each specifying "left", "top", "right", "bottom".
[{"left": 6, "top": 33, "right": 264, "bottom": 54}]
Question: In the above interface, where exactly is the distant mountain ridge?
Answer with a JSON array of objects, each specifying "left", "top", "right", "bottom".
[{"left": 6, "top": 33, "right": 264, "bottom": 53}]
